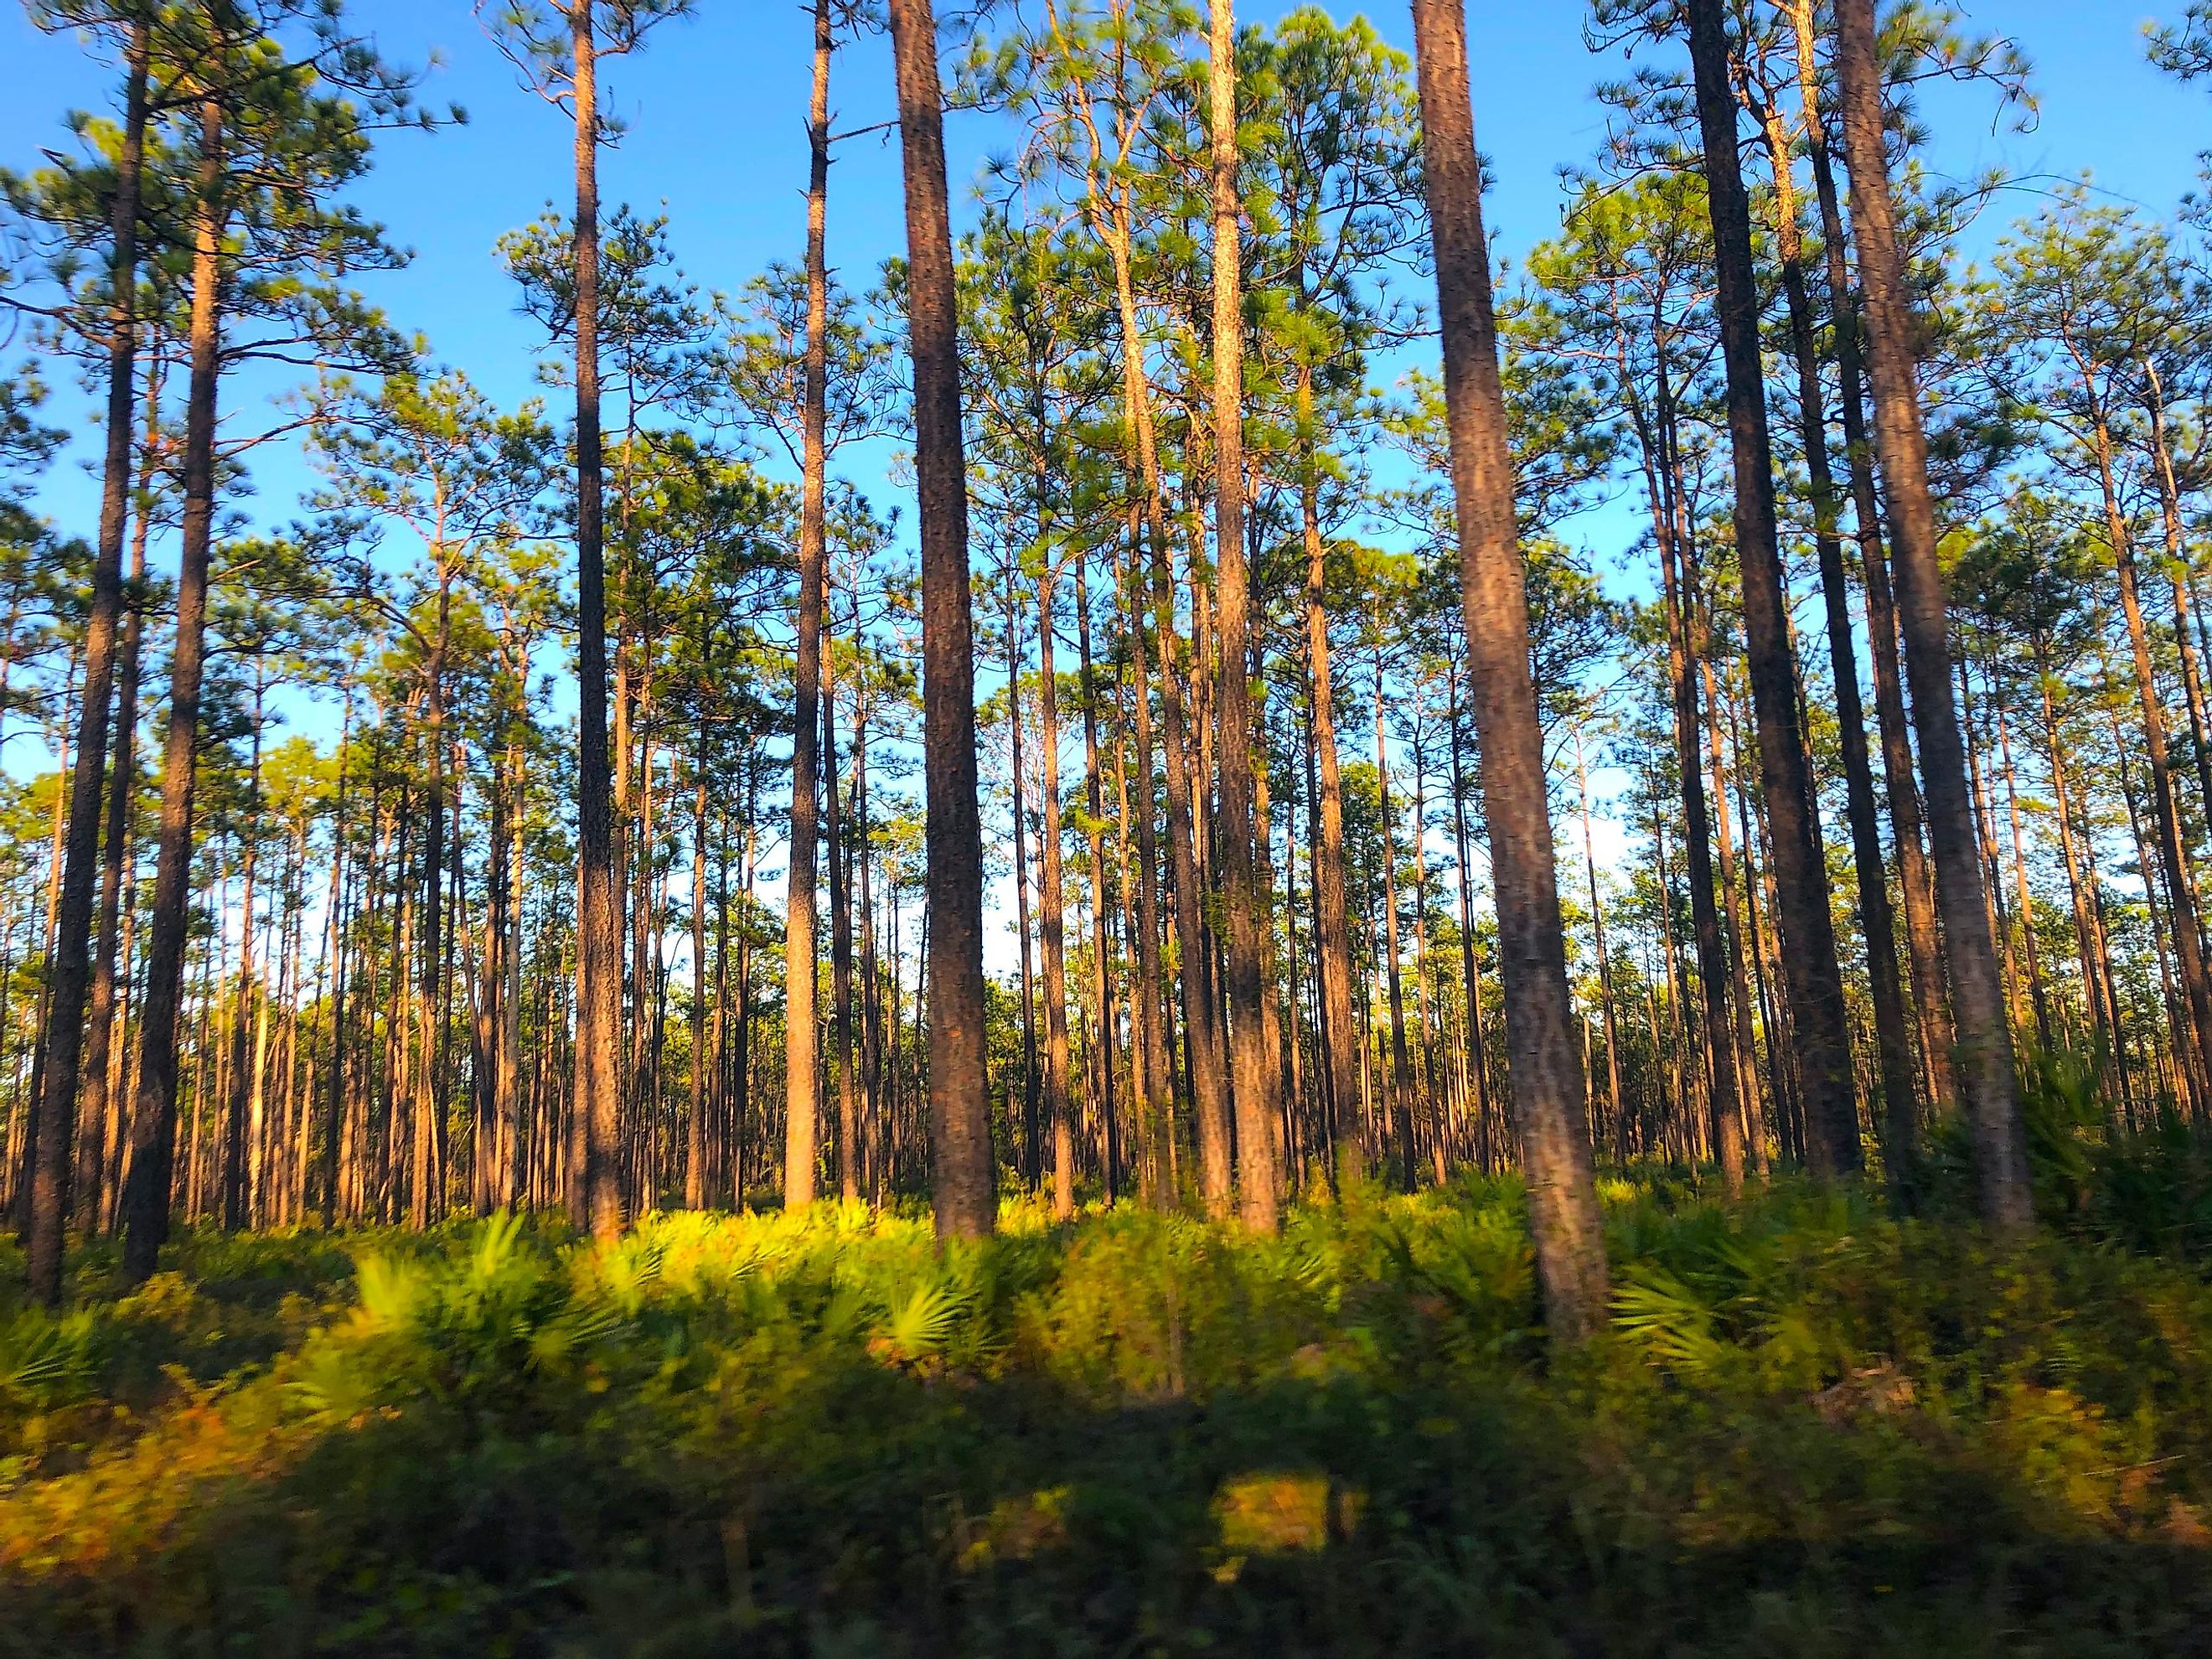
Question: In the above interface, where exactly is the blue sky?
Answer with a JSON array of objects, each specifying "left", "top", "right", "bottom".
[{"left": 1, "top": 1, "right": 2207, "bottom": 961}]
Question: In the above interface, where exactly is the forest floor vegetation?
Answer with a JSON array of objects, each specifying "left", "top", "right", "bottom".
[{"left": 5, "top": 1099, "right": 2212, "bottom": 1653}]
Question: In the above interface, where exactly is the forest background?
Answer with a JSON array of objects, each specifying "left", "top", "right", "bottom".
[{"left": 2, "top": 0, "right": 2199, "bottom": 968}]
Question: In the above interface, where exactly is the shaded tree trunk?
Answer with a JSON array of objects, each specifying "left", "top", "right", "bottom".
[
  {"left": 27, "top": 17, "right": 150, "bottom": 1303},
  {"left": 887, "top": 0, "right": 995, "bottom": 1238},
  {"left": 121, "top": 90, "right": 226, "bottom": 1283},
  {"left": 1832, "top": 0, "right": 2030, "bottom": 1231},
  {"left": 1685, "top": 0, "right": 1859, "bottom": 1180},
  {"left": 1037, "top": 565, "right": 1077, "bottom": 1220},
  {"left": 1750, "top": 80, "right": 1920, "bottom": 1181}
]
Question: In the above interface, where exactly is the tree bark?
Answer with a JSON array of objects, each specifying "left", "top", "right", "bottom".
[
  {"left": 828, "top": 589, "right": 860, "bottom": 1202},
  {"left": 221, "top": 700, "right": 264, "bottom": 1231},
  {"left": 1207, "top": 0, "right": 1277, "bottom": 1230},
  {"left": 1685, "top": 0, "right": 1860, "bottom": 1179},
  {"left": 1750, "top": 79, "right": 1920, "bottom": 1181},
  {"left": 1037, "top": 566, "right": 1077, "bottom": 1220},
  {"left": 888, "top": 0, "right": 995, "bottom": 1238},
  {"left": 1786, "top": 10, "right": 1956, "bottom": 1133},
  {"left": 782, "top": 0, "right": 835, "bottom": 1212},
  {"left": 27, "top": 16, "right": 150, "bottom": 1302},
  {"left": 570, "top": 2, "right": 624, "bottom": 1241},
  {"left": 1832, "top": 0, "right": 2030, "bottom": 1231},
  {"left": 1410, "top": 0, "right": 1607, "bottom": 1339},
  {"left": 1075, "top": 560, "right": 1119, "bottom": 1200},
  {"left": 1636, "top": 358, "right": 1747, "bottom": 1192},
  {"left": 121, "top": 90, "right": 226, "bottom": 1283},
  {"left": 1300, "top": 375, "right": 1362, "bottom": 1185},
  {"left": 1444, "top": 651, "right": 1494, "bottom": 1167},
  {"left": 1374, "top": 643, "right": 1414, "bottom": 1186},
  {"left": 1574, "top": 726, "right": 1624, "bottom": 1158}
]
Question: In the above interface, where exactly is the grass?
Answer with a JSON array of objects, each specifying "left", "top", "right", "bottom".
[{"left": 2, "top": 1157, "right": 2210, "bottom": 1656}]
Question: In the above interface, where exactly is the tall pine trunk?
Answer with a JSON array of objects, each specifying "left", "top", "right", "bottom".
[
  {"left": 1632, "top": 359, "right": 1746, "bottom": 1192},
  {"left": 571, "top": 0, "right": 624, "bottom": 1240},
  {"left": 887, "top": 0, "right": 995, "bottom": 1238},
  {"left": 121, "top": 89, "right": 226, "bottom": 1284},
  {"left": 1410, "top": 0, "right": 1607, "bottom": 1339},
  {"left": 1207, "top": 0, "right": 1277, "bottom": 1230},
  {"left": 1685, "top": 0, "right": 1860, "bottom": 1179},
  {"left": 1832, "top": 0, "right": 2030, "bottom": 1231},
  {"left": 1037, "top": 566, "right": 1077, "bottom": 1220},
  {"left": 783, "top": 0, "right": 833, "bottom": 1211},
  {"left": 1075, "top": 561, "right": 1119, "bottom": 1200},
  {"left": 828, "top": 596, "right": 860, "bottom": 1202},
  {"left": 27, "top": 17, "right": 150, "bottom": 1303},
  {"left": 1750, "top": 84, "right": 1920, "bottom": 1179},
  {"left": 1786, "top": 2, "right": 1955, "bottom": 1134},
  {"left": 1300, "top": 372, "right": 1361, "bottom": 1182}
]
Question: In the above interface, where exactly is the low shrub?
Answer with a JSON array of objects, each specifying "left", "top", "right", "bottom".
[{"left": 1, "top": 1174, "right": 2208, "bottom": 1655}]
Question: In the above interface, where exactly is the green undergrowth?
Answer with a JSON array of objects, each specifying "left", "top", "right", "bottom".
[{"left": 3, "top": 1162, "right": 2211, "bottom": 1656}]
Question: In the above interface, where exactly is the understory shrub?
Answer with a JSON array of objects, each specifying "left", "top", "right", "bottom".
[{"left": 2, "top": 1175, "right": 2209, "bottom": 1656}]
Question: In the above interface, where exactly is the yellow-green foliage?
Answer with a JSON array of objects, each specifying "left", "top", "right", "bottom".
[{"left": 3, "top": 1177, "right": 2211, "bottom": 1656}]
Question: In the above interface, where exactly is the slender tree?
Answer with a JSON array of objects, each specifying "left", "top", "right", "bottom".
[
  {"left": 1683, "top": 0, "right": 1858, "bottom": 1179},
  {"left": 887, "top": 0, "right": 995, "bottom": 1238},
  {"left": 1832, "top": 0, "right": 2029, "bottom": 1231},
  {"left": 783, "top": 0, "right": 835, "bottom": 1212},
  {"left": 121, "top": 59, "right": 224, "bottom": 1281},
  {"left": 1408, "top": 0, "right": 1607, "bottom": 1339},
  {"left": 481, "top": 0, "right": 692, "bottom": 1238},
  {"left": 1207, "top": 0, "right": 1277, "bottom": 1230},
  {"left": 23, "top": 7, "right": 150, "bottom": 1302}
]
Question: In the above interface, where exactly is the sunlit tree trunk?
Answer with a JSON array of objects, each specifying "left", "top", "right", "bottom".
[
  {"left": 80, "top": 360, "right": 160, "bottom": 1234},
  {"left": 1207, "top": 0, "right": 1277, "bottom": 1230},
  {"left": 1573, "top": 725, "right": 1624, "bottom": 1163},
  {"left": 568, "top": 0, "right": 624, "bottom": 1241},
  {"left": 1076, "top": 560, "right": 1119, "bottom": 1201},
  {"left": 1786, "top": 15, "right": 1956, "bottom": 1133},
  {"left": 828, "top": 590, "right": 860, "bottom": 1203},
  {"left": 1119, "top": 541, "right": 1171, "bottom": 1202},
  {"left": 318, "top": 695, "right": 354, "bottom": 1225},
  {"left": 221, "top": 694, "right": 266, "bottom": 1231},
  {"left": 1710, "top": 659, "right": 1775, "bottom": 1173},
  {"left": 1373, "top": 643, "right": 1414, "bottom": 1186},
  {"left": 1989, "top": 692, "right": 2053, "bottom": 1047},
  {"left": 2109, "top": 700, "right": 2193, "bottom": 1107},
  {"left": 1444, "top": 651, "right": 1493, "bottom": 1169},
  {"left": 1631, "top": 360, "right": 1746, "bottom": 1193},
  {"left": 2142, "top": 367, "right": 2212, "bottom": 835},
  {"left": 782, "top": 7, "right": 833, "bottom": 1214},
  {"left": 1004, "top": 576, "right": 1041, "bottom": 1189},
  {"left": 2038, "top": 657, "right": 2126, "bottom": 1098},
  {"left": 1300, "top": 373, "right": 1362, "bottom": 1185},
  {"left": 688, "top": 714, "right": 711, "bottom": 1209},
  {"left": 1410, "top": 0, "right": 1607, "bottom": 1339},
  {"left": 1153, "top": 510, "right": 1227, "bottom": 1212},
  {"left": 2094, "top": 425, "right": 2212, "bottom": 1079}
]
